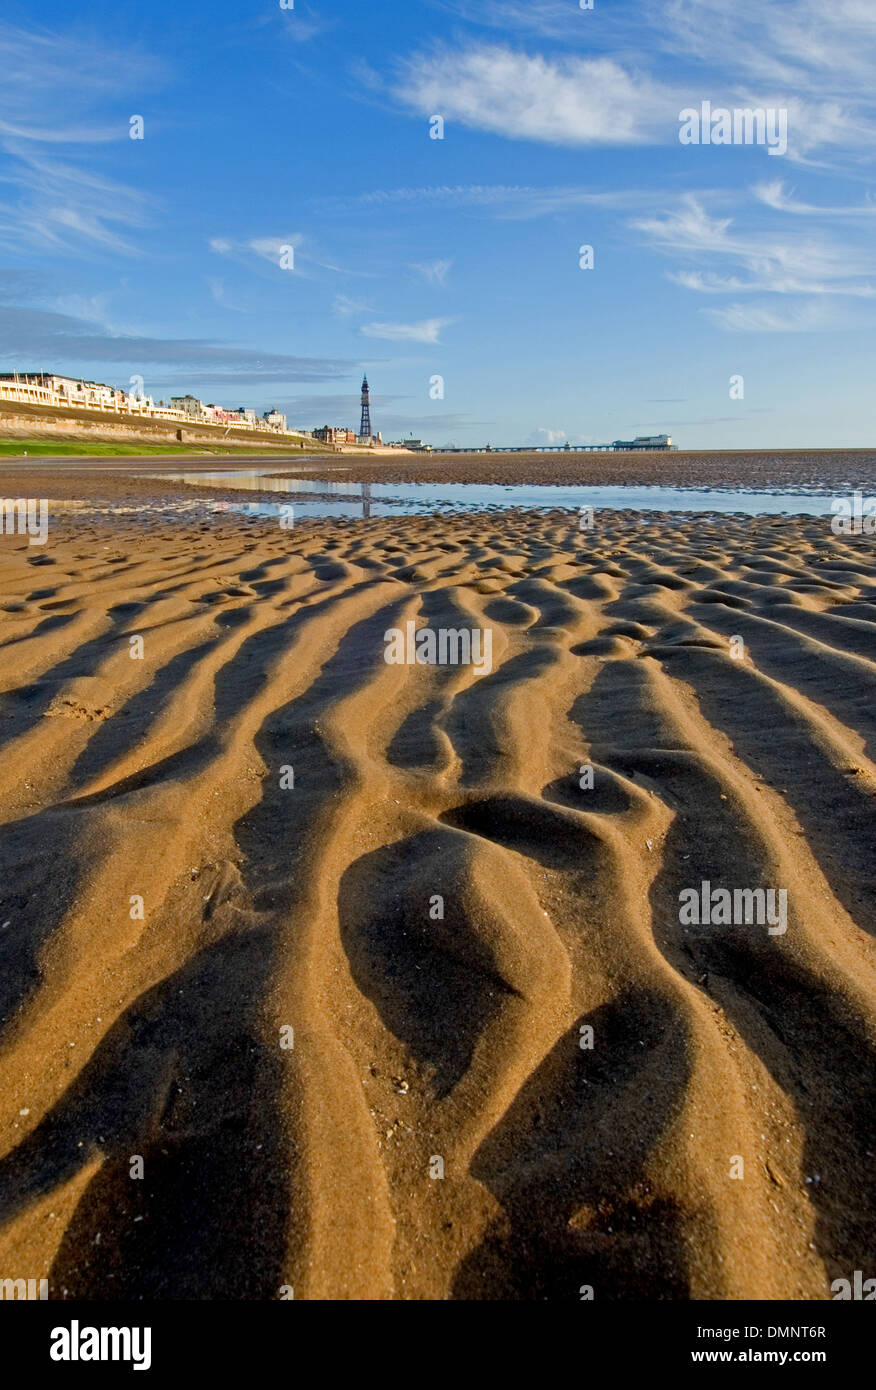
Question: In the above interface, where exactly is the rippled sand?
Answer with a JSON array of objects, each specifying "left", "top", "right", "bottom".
[{"left": 0, "top": 498, "right": 873, "bottom": 1299}]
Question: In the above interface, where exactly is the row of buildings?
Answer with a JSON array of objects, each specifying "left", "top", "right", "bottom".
[
  {"left": 0, "top": 373, "right": 293, "bottom": 436},
  {"left": 312, "top": 425, "right": 375, "bottom": 446}
]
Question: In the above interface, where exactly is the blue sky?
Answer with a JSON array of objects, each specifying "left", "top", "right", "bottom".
[{"left": 1, "top": 0, "right": 874, "bottom": 448}]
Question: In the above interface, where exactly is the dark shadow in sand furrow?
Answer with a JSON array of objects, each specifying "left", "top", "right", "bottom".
[
  {"left": 0, "top": 610, "right": 83, "bottom": 651},
  {"left": 209, "top": 574, "right": 392, "bottom": 728},
  {"left": 685, "top": 602, "right": 876, "bottom": 761},
  {"left": 655, "top": 642, "right": 876, "bottom": 938},
  {"left": 67, "top": 640, "right": 222, "bottom": 788},
  {"left": 452, "top": 990, "right": 694, "bottom": 1299},
  {"left": 0, "top": 811, "right": 94, "bottom": 1034},
  {"left": 0, "top": 927, "right": 292, "bottom": 1299}
]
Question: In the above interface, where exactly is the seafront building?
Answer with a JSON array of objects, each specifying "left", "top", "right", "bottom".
[
  {"left": 388, "top": 436, "right": 431, "bottom": 452},
  {"left": 0, "top": 373, "right": 293, "bottom": 437},
  {"left": 313, "top": 426, "right": 358, "bottom": 445},
  {"left": 611, "top": 434, "right": 675, "bottom": 451}
]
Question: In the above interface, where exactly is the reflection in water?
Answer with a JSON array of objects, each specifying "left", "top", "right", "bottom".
[{"left": 143, "top": 469, "right": 841, "bottom": 521}]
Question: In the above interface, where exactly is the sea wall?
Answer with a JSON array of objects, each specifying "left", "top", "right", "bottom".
[{"left": 0, "top": 404, "right": 321, "bottom": 451}]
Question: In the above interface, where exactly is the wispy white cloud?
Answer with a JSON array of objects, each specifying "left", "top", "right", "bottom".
[
  {"left": 0, "top": 24, "right": 166, "bottom": 140},
  {"left": 670, "top": 268, "right": 875, "bottom": 297},
  {"left": 662, "top": 0, "right": 876, "bottom": 89},
  {"left": 276, "top": 3, "right": 332, "bottom": 46},
  {"left": 0, "top": 23, "right": 165, "bottom": 253},
  {"left": 394, "top": 45, "right": 676, "bottom": 147},
  {"left": 524, "top": 426, "right": 571, "bottom": 446},
  {"left": 327, "top": 184, "right": 652, "bottom": 220},
  {"left": 360, "top": 317, "right": 454, "bottom": 343},
  {"left": 635, "top": 195, "right": 876, "bottom": 302},
  {"left": 0, "top": 118, "right": 121, "bottom": 145},
  {"left": 0, "top": 147, "right": 150, "bottom": 254},
  {"left": 333, "top": 293, "right": 375, "bottom": 317},
  {"left": 248, "top": 235, "right": 304, "bottom": 265},
  {"left": 209, "top": 233, "right": 309, "bottom": 277},
  {"left": 411, "top": 258, "right": 452, "bottom": 285},
  {"left": 704, "top": 301, "right": 840, "bottom": 332},
  {"left": 207, "top": 278, "right": 253, "bottom": 314},
  {"left": 429, "top": 1, "right": 593, "bottom": 41},
  {"left": 209, "top": 232, "right": 375, "bottom": 280},
  {"left": 754, "top": 180, "right": 876, "bottom": 216}
]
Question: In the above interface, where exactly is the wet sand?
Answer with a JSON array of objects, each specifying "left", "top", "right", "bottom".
[
  {"left": 280, "top": 448, "right": 876, "bottom": 491},
  {"left": 2, "top": 446, "right": 876, "bottom": 494}
]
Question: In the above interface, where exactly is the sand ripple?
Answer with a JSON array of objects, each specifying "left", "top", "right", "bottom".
[{"left": 0, "top": 507, "right": 873, "bottom": 1299}]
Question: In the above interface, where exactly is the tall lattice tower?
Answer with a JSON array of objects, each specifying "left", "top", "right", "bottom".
[{"left": 359, "top": 374, "right": 372, "bottom": 439}]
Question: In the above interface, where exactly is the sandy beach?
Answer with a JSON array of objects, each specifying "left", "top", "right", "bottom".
[{"left": 0, "top": 463, "right": 874, "bottom": 1300}]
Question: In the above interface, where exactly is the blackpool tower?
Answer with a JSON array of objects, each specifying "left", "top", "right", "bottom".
[{"left": 359, "top": 374, "right": 372, "bottom": 439}]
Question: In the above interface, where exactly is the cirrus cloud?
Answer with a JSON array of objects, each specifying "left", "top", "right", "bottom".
[
  {"left": 394, "top": 45, "right": 675, "bottom": 147},
  {"left": 360, "top": 317, "right": 454, "bottom": 343}
]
